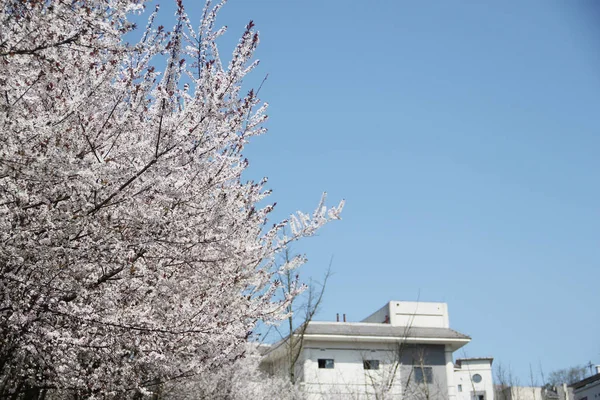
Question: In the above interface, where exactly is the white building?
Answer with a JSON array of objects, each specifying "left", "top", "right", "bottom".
[
  {"left": 455, "top": 358, "right": 495, "bottom": 400},
  {"left": 572, "top": 366, "right": 600, "bottom": 400},
  {"left": 261, "top": 301, "right": 493, "bottom": 400}
]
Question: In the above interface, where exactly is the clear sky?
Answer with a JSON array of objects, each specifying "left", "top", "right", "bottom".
[{"left": 147, "top": 0, "right": 600, "bottom": 384}]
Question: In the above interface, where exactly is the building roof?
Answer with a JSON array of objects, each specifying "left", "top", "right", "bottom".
[
  {"left": 455, "top": 357, "right": 494, "bottom": 367},
  {"left": 304, "top": 321, "right": 471, "bottom": 340},
  {"left": 570, "top": 373, "right": 600, "bottom": 390},
  {"left": 262, "top": 321, "right": 471, "bottom": 361}
]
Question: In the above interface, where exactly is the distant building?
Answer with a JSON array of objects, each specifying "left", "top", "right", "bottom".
[
  {"left": 495, "top": 384, "right": 574, "bottom": 400},
  {"left": 571, "top": 366, "right": 600, "bottom": 400},
  {"left": 261, "top": 301, "right": 493, "bottom": 400},
  {"left": 495, "top": 386, "right": 553, "bottom": 400}
]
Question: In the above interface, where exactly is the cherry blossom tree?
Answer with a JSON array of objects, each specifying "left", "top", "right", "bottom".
[
  {"left": 0, "top": 0, "right": 342, "bottom": 397},
  {"left": 161, "top": 343, "right": 305, "bottom": 400}
]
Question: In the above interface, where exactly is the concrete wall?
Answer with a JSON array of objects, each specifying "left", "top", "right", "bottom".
[
  {"left": 556, "top": 384, "right": 575, "bottom": 400},
  {"left": 301, "top": 341, "right": 448, "bottom": 400},
  {"left": 389, "top": 301, "right": 449, "bottom": 328},
  {"left": 496, "top": 386, "right": 545, "bottom": 400}
]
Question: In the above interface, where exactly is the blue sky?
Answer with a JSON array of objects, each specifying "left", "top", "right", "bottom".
[{"left": 146, "top": 0, "right": 600, "bottom": 384}]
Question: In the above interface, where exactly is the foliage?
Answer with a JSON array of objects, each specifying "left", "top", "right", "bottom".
[
  {"left": 0, "top": 0, "right": 342, "bottom": 397},
  {"left": 547, "top": 365, "right": 588, "bottom": 386}
]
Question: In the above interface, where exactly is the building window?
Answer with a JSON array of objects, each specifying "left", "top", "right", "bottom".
[
  {"left": 473, "top": 391, "right": 485, "bottom": 400},
  {"left": 472, "top": 373, "right": 482, "bottom": 383},
  {"left": 318, "top": 359, "right": 334, "bottom": 369},
  {"left": 458, "top": 384, "right": 462, "bottom": 392},
  {"left": 363, "top": 360, "right": 380, "bottom": 370},
  {"left": 414, "top": 366, "right": 433, "bottom": 384}
]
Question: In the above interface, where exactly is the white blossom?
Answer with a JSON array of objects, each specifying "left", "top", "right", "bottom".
[{"left": 0, "top": 0, "right": 342, "bottom": 397}]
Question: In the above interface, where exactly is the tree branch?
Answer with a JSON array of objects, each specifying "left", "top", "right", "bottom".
[
  {"left": 1, "top": 33, "right": 80, "bottom": 57},
  {"left": 87, "top": 158, "right": 157, "bottom": 215}
]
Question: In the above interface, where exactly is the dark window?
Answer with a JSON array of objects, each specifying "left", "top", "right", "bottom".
[
  {"left": 363, "top": 360, "right": 380, "bottom": 370},
  {"left": 414, "top": 366, "right": 433, "bottom": 384},
  {"left": 458, "top": 384, "right": 462, "bottom": 392},
  {"left": 318, "top": 359, "right": 334, "bottom": 369},
  {"left": 478, "top": 396, "right": 485, "bottom": 400},
  {"left": 472, "top": 373, "right": 482, "bottom": 383}
]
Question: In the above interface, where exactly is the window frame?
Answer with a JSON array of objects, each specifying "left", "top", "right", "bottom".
[
  {"left": 363, "top": 360, "right": 380, "bottom": 370},
  {"left": 317, "top": 358, "right": 335, "bottom": 369},
  {"left": 414, "top": 366, "right": 433, "bottom": 384}
]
